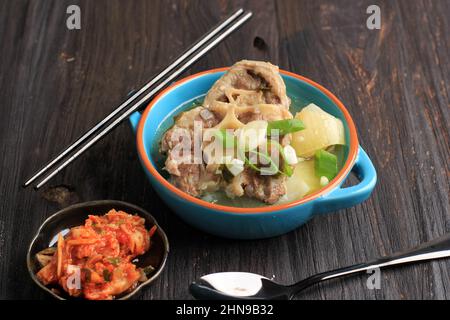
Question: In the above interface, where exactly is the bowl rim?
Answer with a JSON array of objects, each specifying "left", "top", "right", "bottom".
[
  {"left": 137, "top": 67, "right": 359, "bottom": 214},
  {"left": 26, "top": 200, "right": 170, "bottom": 300}
]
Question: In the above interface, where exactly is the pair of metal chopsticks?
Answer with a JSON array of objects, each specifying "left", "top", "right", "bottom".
[{"left": 23, "top": 8, "right": 252, "bottom": 190}]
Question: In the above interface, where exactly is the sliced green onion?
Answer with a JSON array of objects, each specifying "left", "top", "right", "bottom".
[
  {"left": 314, "top": 149, "right": 338, "bottom": 180},
  {"left": 107, "top": 257, "right": 120, "bottom": 266},
  {"left": 244, "top": 150, "right": 279, "bottom": 176},
  {"left": 269, "top": 141, "right": 294, "bottom": 177},
  {"left": 267, "top": 119, "right": 305, "bottom": 136},
  {"left": 282, "top": 162, "right": 293, "bottom": 177},
  {"left": 214, "top": 129, "right": 235, "bottom": 149}
]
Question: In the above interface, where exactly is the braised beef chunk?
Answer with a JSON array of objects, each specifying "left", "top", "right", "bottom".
[
  {"left": 161, "top": 107, "right": 221, "bottom": 197},
  {"left": 225, "top": 168, "right": 287, "bottom": 204},
  {"left": 236, "top": 104, "right": 293, "bottom": 124},
  {"left": 204, "top": 60, "right": 290, "bottom": 109},
  {"left": 263, "top": 91, "right": 282, "bottom": 104},
  {"left": 234, "top": 69, "right": 266, "bottom": 90},
  {"left": 168, "top": 162, "right": 221, "bottom": 198},
  {"left": 171, "top": 106, "right": 219, "bottom": 130}
]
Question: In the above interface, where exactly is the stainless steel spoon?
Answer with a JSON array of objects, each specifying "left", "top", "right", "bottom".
[{"left": 190, "top": 233, "right": 450, "bottom": 300}]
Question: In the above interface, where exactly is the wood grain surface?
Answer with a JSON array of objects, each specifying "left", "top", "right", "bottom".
[{"left": 0, "top": 0, "right": 448, "bottom": 300}]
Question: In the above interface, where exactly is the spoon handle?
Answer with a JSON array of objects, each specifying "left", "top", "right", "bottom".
[{"left": 290, "top": 233, "right": 450, "bottom": 298}]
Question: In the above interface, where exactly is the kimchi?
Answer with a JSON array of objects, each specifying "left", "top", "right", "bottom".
[{"left": 36, "top": 209, "right": 157, "bottom": 300}]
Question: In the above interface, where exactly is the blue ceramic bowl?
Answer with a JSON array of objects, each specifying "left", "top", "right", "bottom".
[{"left": 129, "top": 68, "right": 377, "bottom": 239}]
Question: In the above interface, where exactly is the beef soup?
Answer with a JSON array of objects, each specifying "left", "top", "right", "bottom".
[{"left": 158, "top": 60, "right": 346, "bottom": 208}]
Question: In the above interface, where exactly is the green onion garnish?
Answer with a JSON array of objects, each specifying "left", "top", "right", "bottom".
[
  {"left": 269, "top": 141, "right": 294, "bottom": 177},
  {"left": 244, "top": 150, "right": 279, "bottom": 176},
  {"left": 267, "top": 119, "right": 305, "bottom": 136},
  {"left": 107, "top": 257, "right": 121, "bottom": 266},
  {"left": 314, "top": 149, "right": 338, "bottom": 180}
]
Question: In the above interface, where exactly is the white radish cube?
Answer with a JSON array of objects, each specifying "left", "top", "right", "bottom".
[{"left": 283, "top": 145, "right": 298, "bottom": 165}]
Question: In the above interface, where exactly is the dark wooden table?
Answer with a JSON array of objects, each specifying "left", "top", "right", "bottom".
[{"left": 1, "top": 0, "right": 448, "bottom": 300}]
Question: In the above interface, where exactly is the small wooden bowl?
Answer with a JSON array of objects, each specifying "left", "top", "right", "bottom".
[{"left": 27, "top": 200, "right": 169, "bottom": 300}]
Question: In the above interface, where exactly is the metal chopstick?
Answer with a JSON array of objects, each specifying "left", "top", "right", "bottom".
[
  {"left": 33, "top": 11, "right": 253, "bottom": 190},
  {"left": 23, "top": 8, "right": 245, "bottom": 188}
]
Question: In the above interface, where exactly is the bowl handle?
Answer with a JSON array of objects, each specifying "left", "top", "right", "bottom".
[
  {"left": 314, "top": 146, "right": 377, "bottom": 215},
  {"left": 129, "top": 111, "right": 142, "bottom": 134}
]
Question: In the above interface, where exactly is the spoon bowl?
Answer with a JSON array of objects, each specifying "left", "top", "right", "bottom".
[{"left": 190, "top": 272, "right": 290, "bottom": 300}]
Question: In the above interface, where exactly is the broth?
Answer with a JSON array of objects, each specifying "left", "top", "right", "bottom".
[{"left": 153, "top": 96, "right": 347, "bottom": 208}]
